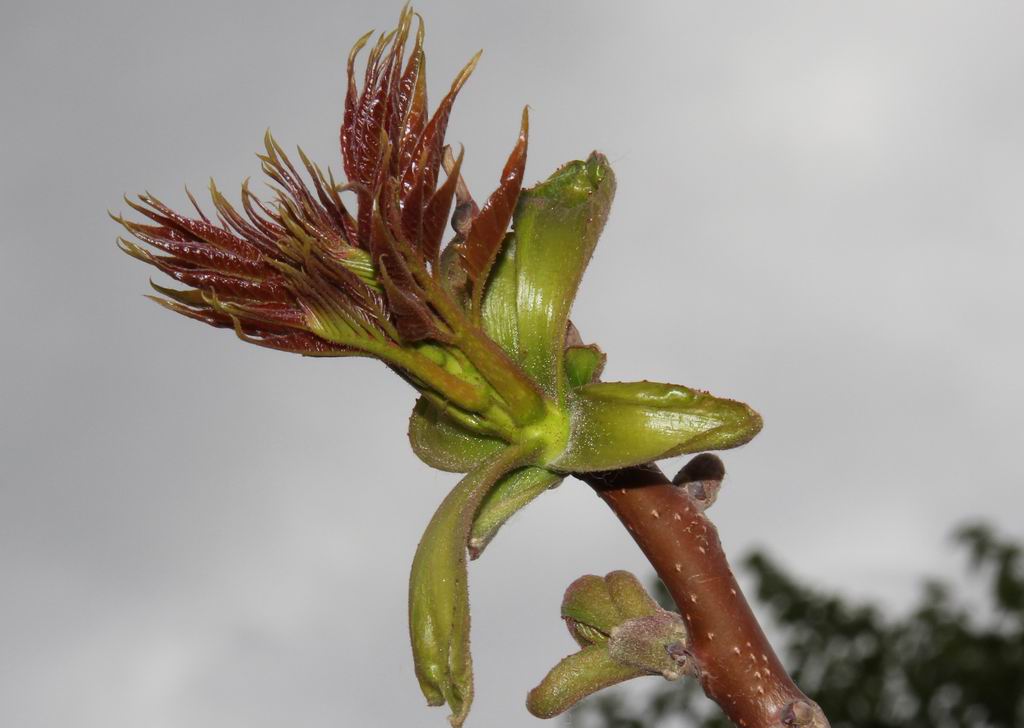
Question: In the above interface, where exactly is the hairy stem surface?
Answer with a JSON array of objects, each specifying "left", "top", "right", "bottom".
[{"left": 579, "top": 464, "right": 829, "bottom": 728}]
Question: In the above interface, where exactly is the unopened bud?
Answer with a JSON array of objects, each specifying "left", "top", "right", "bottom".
[
  {"left": 608, "top": 613, "right": 691, "bottom": 680},
  {"left": 780, "top": 699, "right": 830, "bottom": 727},
  {"left": 561, "top": 574, "right": 623, "bottom": 646},
  {"left": 529, "top": 570, "right": 695, "bottom": 718},
  {"left": 673, "top": 453, "right": 726, "bottom": 510}
]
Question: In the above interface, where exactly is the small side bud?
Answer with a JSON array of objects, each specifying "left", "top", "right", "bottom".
[
  {"left": 672, "top": 452, "right": 726, "bottom": 510},
  {"left": 529, "top": 570, "right": 695, "bottom": 719},
  {"left": 563, "top": 343, "right": 606, "bottom": 388},
  {"left": 451, "top": 200, "right": 477, "bottom": 238},
  {"left": 608, "top": 612, "right": 691, "bottom": 680},
  {"left": 665, "top": 640, "right": 696, "bottom": 676},
  {"left": 561, "top": 574, "right": 623, "bottom": 646},
  {"left": 780, "top": 699, "right": 830, "bottom": 727}
]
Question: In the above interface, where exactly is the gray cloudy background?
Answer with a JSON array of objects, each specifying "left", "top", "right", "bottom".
[{"left": 2, "top": 1, "right": 1022, "bottom": 726}]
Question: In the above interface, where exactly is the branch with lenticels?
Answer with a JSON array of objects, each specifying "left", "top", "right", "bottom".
[{"left": 577, "top": 457, "right": 830, "bottom": 728}]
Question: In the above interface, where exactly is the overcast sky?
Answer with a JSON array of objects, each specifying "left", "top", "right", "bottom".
[{"left": 2, "top": 2, "right": 1023, "bottom": 727}]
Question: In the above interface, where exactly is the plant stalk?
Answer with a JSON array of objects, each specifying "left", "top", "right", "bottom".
[{"left": 578, "top": 464, "right": 829, "bottom": 728}]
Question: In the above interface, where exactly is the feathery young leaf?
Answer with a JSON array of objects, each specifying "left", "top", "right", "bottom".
[{"left": 462, "top": 108, "right": 529, "bottom": 314}]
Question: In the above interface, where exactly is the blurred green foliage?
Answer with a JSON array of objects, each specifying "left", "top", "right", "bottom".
[{"left": 569, "top": 523, "right": 1024, "bottom": 728}]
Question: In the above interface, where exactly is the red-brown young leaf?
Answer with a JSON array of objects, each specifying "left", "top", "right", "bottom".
[
  {"left": 378, "top": 262, "right": 441, "bottom": 342},
  {"left": 150, "top": 290, "right": 345, "bottom": 356},
  {"left": 399, "top": 51, "right": 480, "bottom": 213},
  {"left": 239, "top": 181, "right": 289, "bottom": 250},
  {"left": 185, "top": 187, "right": 212, "bottom": 223},
  {"left": 127, "top": 243, "right": 291, "bottom": 303},
  {"left": 393, "top": 48, "right": 473, "bottom": 259},
  {"left": 381, "top": 15, "right": 416, "bottom": 179},
  {"left": 146, "top": 295, "right": 234, "bottom": 329},
  {"left": 397, "top": 23, "right": 428, "bottom": 187},
  {"left": 296, "top": 149, "right": 358, "bottom": 246},
  {"left": 304, "top": 252, "right": 385, "bottom": 329},
  {"left": 370, "top": 210, "right": 439, "bottom": 342},
  {"left": 342, "top": 33, "right": 397, "bottom": 242},
  {"left": 128, "top": 194, "right": 265, "bottom": 263},
  {"left": 367, "top": 203, "right": 410, "bottom": 287},
  {"left": 122, "top": 7, "right": 538, "bottom": 372},
  {"left": 208, "top": 181, "right": 281, "bottom": 255},
  {"left": 343, "top": 29, "right": 374, "bottom": 153},
  {"left": 421, "top": 146, "right": 464, "bottom": 271},
  {"left": 398, "top": 145, "right": 430, "bottom": 248},
  {"left": 149, "top": 291, "right": 318, "bottom": 344},
  {"left": 118, "top": 219, "right": 269, "bottom": 279},
  {"left": 234, "top": 326, "right": 352, "bottom": 356},
  {"left": 260, "top": 133, "right": 321, "bottom": 217},
  {"left": 150, "top": 282, "right": 307, "bottom": 332},
  {"left": 461, "top": 107, "right": 528, "bottom": 312},
  {"left": 344, "top": 16, "right": 412, "bottom": 191},
  {"left": 223, "top": 300, "right": 309, "bottom": 331}
]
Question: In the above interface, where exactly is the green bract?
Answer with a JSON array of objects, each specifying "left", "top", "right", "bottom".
[{"left": 556, "top": 380, "right": 762, "bottom": 472}]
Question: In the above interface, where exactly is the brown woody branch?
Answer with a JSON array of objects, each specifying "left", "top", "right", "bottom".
[{"left": 578, "top": 462, "right": 830, "bottom": 728}]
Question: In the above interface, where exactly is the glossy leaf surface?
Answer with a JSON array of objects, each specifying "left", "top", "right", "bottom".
[
  {"left": 555, "top": 380, "right": 763, "bottom": 472},
  {"left": 509, "top": 153, "right": 615, "bottom": 396},
  {"left": 408, "top": 445, "right": 533, "bottom": 726}
]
